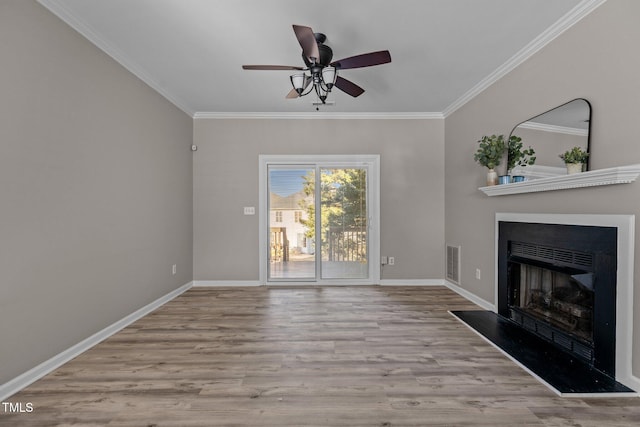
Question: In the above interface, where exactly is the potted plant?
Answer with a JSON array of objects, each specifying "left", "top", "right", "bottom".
[
  {"left": 473, "top": 134, "right": 506, "bottom": 186},
  {"left": 559, "top": 146, "right": 589, "bottom": 174},
  {"left": 507, "top": 135, "right": 536, "bottom": 182}
]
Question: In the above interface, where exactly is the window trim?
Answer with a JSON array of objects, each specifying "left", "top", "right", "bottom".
[{"left": 259, "top": 154, "right": 380, "bottom": 285}]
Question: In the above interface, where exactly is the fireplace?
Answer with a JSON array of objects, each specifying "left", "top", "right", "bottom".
[
  {"left": 450, "top": 213, "right": 636, "bottom": 394},
  {"left": 500, "top": 224, "right": 617, "bottom": 378},
  {"left": 508, "top": 257, "right": 595, "bottom": 359},
  {"left": 497, "top": 216, "right": 629, "bottom": 383}
]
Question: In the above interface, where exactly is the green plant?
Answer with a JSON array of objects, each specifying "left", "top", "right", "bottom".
[
  {"left": 507, "top": 135, "right": 536, "bottom": 172},
  {"left": 559, "top": 146, "right": 589, "bottom": 164},
  {"left": 473, "top": 134, "right": 506, "bottom": 169}
]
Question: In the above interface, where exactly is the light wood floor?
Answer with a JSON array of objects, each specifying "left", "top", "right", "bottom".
[{"left": 4, "top": 286, "right": 640, "bottom": 426}]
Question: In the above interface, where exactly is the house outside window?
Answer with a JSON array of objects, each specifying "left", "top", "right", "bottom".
[{"left": 275, "top": 211, "right": 283, "bottom": 222}]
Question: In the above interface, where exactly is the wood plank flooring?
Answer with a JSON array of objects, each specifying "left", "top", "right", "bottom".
[{"left": 3, "top": 286, "right": 640, "bottom": 426}]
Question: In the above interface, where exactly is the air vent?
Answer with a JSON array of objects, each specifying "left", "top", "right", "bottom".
[
  {"left": 446, "top": 245, "right": 461, "bottom": 284},
  {"left": 510, "top": 241, "right": 593, "bottom": 269},
  {"left": 574, "top": 252, "right": 594, "bottom": 267}
]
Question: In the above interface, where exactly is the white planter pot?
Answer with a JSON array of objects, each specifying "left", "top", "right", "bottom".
[
  {"left": 487, "top": 168, "right": 498, "bottom": 186},
  {"left": 566, "top": 163, "right": 583, "bottom": 174}
]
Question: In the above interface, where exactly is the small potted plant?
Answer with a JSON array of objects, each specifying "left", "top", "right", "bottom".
[
  {"left": 474, "top": 134, "right": 506, "bottom": 186},
  {"left": 507, "top": 135, "right": 536, "bottom": 182},
  {"left": 559, "top": 146, "right": 589, "bottom": 174}
]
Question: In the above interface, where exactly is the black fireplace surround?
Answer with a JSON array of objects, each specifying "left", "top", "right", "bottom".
[{"left": 498, "top": 221, "right": 617, "bottom": 378}]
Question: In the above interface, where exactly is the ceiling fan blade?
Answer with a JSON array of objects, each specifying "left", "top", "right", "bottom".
[
  {"left": 334, "top": 76, "right": 365, "bottom": 97},
  {"left": 242, "top": 65, "right": 304, "bottom": 70},
  {"left": 331, "top": 50, "right": 391, "bottom": 70},
  {"left": 293, "top": 25, "right": 320, "bottom": 62},
  {"left": 286, "top": 88, "right": 300, "bottom": 99}
]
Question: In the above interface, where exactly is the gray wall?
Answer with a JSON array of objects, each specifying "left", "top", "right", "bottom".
[
  {"left": 444, "top": 0, "right": 640, "bottom": 376},
  {"left": 193, "top": 118, "right": 445, "bottom": 282},
  {"left": 0, "top": 1, "right": 193, "bottom": 384}
]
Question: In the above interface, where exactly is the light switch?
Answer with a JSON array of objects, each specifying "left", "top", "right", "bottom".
[{"left": 243, "top": 206, "right": 255, "bottom": 215}]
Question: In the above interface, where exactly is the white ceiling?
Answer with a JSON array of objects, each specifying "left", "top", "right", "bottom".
[{"left": 37, "top": 0, "right": 603, "bottom": 117}]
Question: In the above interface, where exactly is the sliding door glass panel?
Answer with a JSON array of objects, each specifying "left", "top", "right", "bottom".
[
  {"left": 268, "top": 167, "right": 315, "bottom": 280},
  {"left": 320, "top": 168, "right": 368, "bottom": 279}
]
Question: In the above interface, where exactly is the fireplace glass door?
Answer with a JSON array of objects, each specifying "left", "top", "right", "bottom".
[{"left": 509, "top": 261, "right": 594, "bottom": 344}]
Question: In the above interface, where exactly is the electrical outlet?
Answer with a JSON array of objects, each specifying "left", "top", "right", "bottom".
[
  {"left": 388, "top": 257, "right": 395, "bottom": 266},
  {"left": 381, "top": 256, "right": 388, "bottom": 265},
  {"left": 172, "top": 264, "right": 177, "bottom": 275},
  {"left": 475, "top": 268, "right": 481, "bottom": 280}
]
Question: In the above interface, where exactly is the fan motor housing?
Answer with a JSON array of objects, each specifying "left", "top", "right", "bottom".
[{"left": 302, "top": 33, "right": 333, "bottom": 67}]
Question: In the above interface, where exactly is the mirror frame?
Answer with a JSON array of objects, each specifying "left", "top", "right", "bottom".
[{"left": 509, "top": 98, "right": 592, "bottom": 173}]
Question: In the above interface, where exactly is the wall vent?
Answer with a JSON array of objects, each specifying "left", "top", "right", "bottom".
[{"left": 446, "top": 245, "right": 461, "bottom": 284}]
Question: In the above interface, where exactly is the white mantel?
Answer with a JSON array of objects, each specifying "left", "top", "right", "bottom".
[{"left": 480, "top": 164, "right": 640, "bottom": 196}]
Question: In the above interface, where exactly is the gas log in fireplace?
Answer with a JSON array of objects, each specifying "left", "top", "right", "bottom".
[{"left": 498, "top": 221, "right": 617, "bottom": 378}]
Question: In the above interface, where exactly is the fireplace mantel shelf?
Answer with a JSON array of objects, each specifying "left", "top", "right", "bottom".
[{"left": 479, "top": 164, "right": 640, "bottom": 196}]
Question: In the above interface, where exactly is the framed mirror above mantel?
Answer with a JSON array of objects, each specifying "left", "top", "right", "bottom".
[
  {"left": 478, "top": 98, "right": 640, "bottom": 196},
  {"left": 509, "top": 98, "right": 591, "bottom": 179}
]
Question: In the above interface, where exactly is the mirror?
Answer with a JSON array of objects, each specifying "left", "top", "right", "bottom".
[{"left": 509, "top": 98, "right": 591, "bottom": 178}]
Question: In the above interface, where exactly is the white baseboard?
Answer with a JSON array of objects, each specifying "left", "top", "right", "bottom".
[
  {"left": 4, "top": 278, "right": 634, "bottom": 396},
  {"left": 193, "top": 280, "right": 262, "bottom": 287},
  {"left": 194, "top": 279, "right": 445, "bottom": 287},
  {"left": 0, "top": 281, "right": 193, "bottom": 401},
  {"left": 379, "top": 279, "right": 444, "bottom": 286},
  {"left": 443, "top": 280, "right": 496, "bottom": 312}
]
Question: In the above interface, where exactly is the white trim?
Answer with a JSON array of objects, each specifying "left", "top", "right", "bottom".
[
  {"left": 380, "top": 279, "right": 444, "bottom": 286},
  {"left": 259, "top": 155, "right": 380, "bottom": 286},
  {"left": 37, "top": 0, "right": 605, "bottom": 120},
  {"left": 37, "top": 1, "right": 195, "bottom": 117},
  {"left": 267, "top": 281, "right": 376, "bottom": 287},
  {"left": 193, "top": 112, "right": 444, "bottom": 120},
  {"left": 443, "top": 0, "right": 608, "bottom": 117},
  {"left": 444, "top": 280, "right": 496, "bottom": 312},
  {"left": 495, "top": 213, "right": 636, "bottom": 391},
  {"left": 193, "top": 280, "right": 262, "bottom": 287},
  {"left": 517, "top": 121, "right": 588, "bottom": 137},
  {"left": 450, "top": 311, "right": 639, "bottom": 398},
  {"left": 0, "top": 281, "right": 193, "bottom": 401},
  {"left": 479, "top": 164, "right": 640, "bottom": 196}
]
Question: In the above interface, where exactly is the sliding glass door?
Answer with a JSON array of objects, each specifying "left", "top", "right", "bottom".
[
  {"left": 319, "top": 167, "right": 368, "bottom": 279},
  {"left": 267, "top": 166, "right": 316, "bottom": 280},
  {"left": 261, "top": 156, "right": 379, "bottom": 284}
]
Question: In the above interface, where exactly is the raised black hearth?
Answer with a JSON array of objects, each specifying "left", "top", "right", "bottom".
[{"left": 453, "top": 219, "right": 635, "bottom": 395}]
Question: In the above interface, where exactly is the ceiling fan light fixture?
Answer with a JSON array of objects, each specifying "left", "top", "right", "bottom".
[
  {"left": 322, "top": 66, "right": 337, "bottom": 90},
  {"left": 315, "top": 83, "right": 328, "bottom": 104},
  {"left": 243, "top": 25, "right": 391, "bottom": 108},
  {"left": 290, "top": 73, "right": 306, "bottom": 94}
]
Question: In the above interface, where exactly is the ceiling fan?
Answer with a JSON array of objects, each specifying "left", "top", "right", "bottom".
[{"left": 242, "top": 25, "right": 391, "bottom": 105}]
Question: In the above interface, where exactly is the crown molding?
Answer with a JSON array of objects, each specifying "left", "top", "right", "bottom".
[
  {"left": 37, "top": 0, "right": 196, "bottom": 117},
  {"left": 38, "top": 0, "right": 606, "bottom": 121},
  {"left": 193, "top": 112, "right": 444, "bottom": 120},
  {"left": 516, "top": 121, "right": 588, "bottom": 136},
  {"left": 442, "top": 0, "right": 608, "bottom": 118}
]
